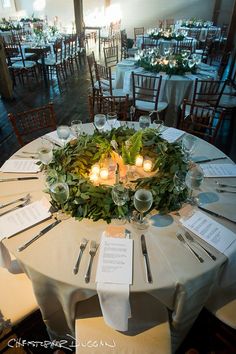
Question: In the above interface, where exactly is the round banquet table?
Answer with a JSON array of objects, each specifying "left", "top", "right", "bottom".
[
  {"left": 114, "top": 60, "right": 218, "bottom": 127},
  {"left": 135, "top": 35, "right": 197, "bottom": 51},
  {"left": 176, "top": 26, "right": 221, "bottom": 41},
  {"left": 1, "top": 123, "right": 236, "bottom": 351}
]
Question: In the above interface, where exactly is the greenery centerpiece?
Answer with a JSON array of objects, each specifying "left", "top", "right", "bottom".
[
  {"left": 147, "top": 28, "right": 185, "bottom": 41},
  {"left": 41, "top": 127, "right": 188, "bottom": 223},
  {"left": 136, "top": 48, "right": 196, "bottom": 76}
]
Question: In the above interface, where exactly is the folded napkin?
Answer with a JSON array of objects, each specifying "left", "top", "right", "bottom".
[
  {"left": 44, "top": 131, "right": 75, "bottom": 147},
  {"left": 0, "top": 242, "right": 11, "bottom": 269},
  {"left": 96, "top": 226, "right": 132, "bottom": 331}
]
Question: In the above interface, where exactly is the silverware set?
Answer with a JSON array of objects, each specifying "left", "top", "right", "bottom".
[
  {"left": 215, "top": 180, "right": 236, "bottom": 194},
  {"left": 0, "top": 194, "right": 31, "bottom": 217},
  {"left": 176, "top": 231, "right": 216, "bottom": 263}
]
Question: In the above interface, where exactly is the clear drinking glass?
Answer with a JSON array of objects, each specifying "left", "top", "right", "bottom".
[
  {"left": 49, "top": 182, "right": 70, "bottom": 219},
  {"left": 107, "top": 112, "right": 118, "bottom": 129},
  {"left": 94, "top": 114, "right": 106, "bottom": 132},
  {"left": 111, "top": 184, "right": 129, "bottom": 224},
  {"left": 174, "top": 171, "right": 187, "bottom": 192},
  {"left": 139, "top": 116, "right": 151, "bottom": 129},
  {"left": 153, "top": 119, "right": 164, "bottom": 132},
  {"left": 71, "top": 120, "right": 82, "bottom": 138},
  {"left": 37, "top": 140, "right": 53, "bottom": 165},
  {"left": 185, "top": 165, "right": 204, "bottom": 205},
  {"left": 182, "top": 134, "right": 197, "bottom": 162},
  {"left": 57, "top": 125, "right": 70, "bottom": 145},
  {"left": 133, "top": 189, "right": 153, "bottom": 229}
]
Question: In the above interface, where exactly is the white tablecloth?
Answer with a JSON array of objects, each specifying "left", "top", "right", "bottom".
[{"left": 1, "top": 124, "right": 236, "bottom": 351}]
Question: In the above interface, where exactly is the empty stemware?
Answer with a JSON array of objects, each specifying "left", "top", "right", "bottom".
[
  {"left": 182, "top": 134, "right": 197, "bottom": 162},
  {"left": 37, "top": 139, "right": 53, "bottom": 165},
  {"left": 139, "top": 116, "right": 151, "bottom": 129},
  {"left": 111, "top": 184, "right": 129, "bottom": 224},
  {"left": 71, "top": 120, "right": 82, "bottom": 138},
  {"left": 49, "top": 181, "right": 70, "bottom": 219},
  {"left": 107, "top": 112, "right": 118, "bottom": 129},
  {"left": 185, "top": 165, "right": 204, "bottom": 205}
]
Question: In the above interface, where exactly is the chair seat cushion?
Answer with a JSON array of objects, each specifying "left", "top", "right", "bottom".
[
  {"left": 12, "top": 61, "right": 36, "bottom": 68},
  {"left": 0, "top": 267, "right": 38, "bottom": 326},
  {"left": 38, "top": 57, "right": 62, "bottom": 66},
  {"left": 136, "top": 100, "right": 168, "bottom": 112}
]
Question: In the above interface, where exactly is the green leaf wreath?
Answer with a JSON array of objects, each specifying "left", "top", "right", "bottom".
[{"left": 42, "top": 127, "right": 188, "bottom": 223}]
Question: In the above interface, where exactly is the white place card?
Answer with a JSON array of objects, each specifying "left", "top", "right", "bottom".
[
  {"left": 161, "top": 128, "right": 185, "bottom": 143},
  {"left": 96, "top": 235, "right": 133, "bottom": 284},
  {"left": 45, "top": 131, "right": 75, "bottom": 147},
  {"left": 0, "top": 199, "right": 51, "bottom": 240},
  {"left": 200, "top": 164, "right": 236, "bottom": 177},
  {"left": 0, "top": 159, "right": 40, "bottom": 173},
  {"left": 181, "top": 210, "right": 236, "bottom": 253}
]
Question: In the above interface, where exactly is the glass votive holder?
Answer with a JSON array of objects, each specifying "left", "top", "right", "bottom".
[
  {"left": 135, "top": 155, "right": 144, "bottom": 167},
  {"left": 143, "top": 159, "right": 153, "bottom": 172},
  {"left": 100, "top": 168, "right": 109, "bottom": 180},
  {"left": 91, "top": 164, "right": 100, "bottom": 175}
]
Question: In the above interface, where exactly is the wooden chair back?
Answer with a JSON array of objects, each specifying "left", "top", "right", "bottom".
[
  {"left": 180, "top": 99, "right": 225, "bottom": 144},
  {"left": 103, "top": 45, "right": 119, "bottom": 69},
  {"left": 173, "top": 39, "right": 194, "bottom": 54},
  {"left": 8, "top": 103, "right": 57, "bottom": 146},
  {"left": 88, "top": 94, "right": 130, "bottom": 121},
  {"left": 134, "top": 27, "right": 144, "bottom": 43},
  {"left": 94, "top": 62, "right": 112, "bottom": 95},
  {"left": 192, "top": 78, "right": 226, "bottom": 109},
  {"left": 132, "top": 72, "right": 163, "bottom": 112}
]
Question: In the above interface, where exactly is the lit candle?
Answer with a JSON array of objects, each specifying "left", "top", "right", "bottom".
[
  {"left": 100, "top": 168, "right": 109, "bottom": 180},
  {"left": 135, "top": 155, "right": 144, "bottom": 167},
  {"left": 90, "top": 173, "right": 99, "bottom": 183},
  {"left": 91, "top": 164, "right": 100, "bottom": 175},
  {"left": 143, "top": 159, "right": 153, "bottom": 172}
]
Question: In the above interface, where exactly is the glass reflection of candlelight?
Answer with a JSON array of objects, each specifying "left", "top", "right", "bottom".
[
  {"left": 100, "top": 168, "right": 109, "bottom": 179},
  {"left": 91, "top": 164, "right": 100, "bottom": 175},
  {"left": 135, "top": 155, "right": 144, "bottom": 167},
  {"left": 143, "top": 159, "right": 153, "bottom": 172}
]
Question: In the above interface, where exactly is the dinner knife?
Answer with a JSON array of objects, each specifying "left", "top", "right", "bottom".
[
  {"left": 141, "top": 234, "right": 153, "bottom": 283},
  {"left": 197, "top": 205, "right": 236, "bottom": 225},
  {"left": 0, "top": 177, "right": 39, "bottom": 182},
  {"left": 195, "top": 157, "right": 227, "bottom": 163},
  {"left": 17, "top": 219, "right": 61, "bottom": 251}
]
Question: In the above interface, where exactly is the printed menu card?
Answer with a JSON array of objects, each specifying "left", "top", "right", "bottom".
[
  {"left": 181, "top": 211, "right": 236, "bottom": 253},
  {"left": 0, "top": 199, "right": 51, "bottom": 240},
  {"left": 0, "top": 159, "right": 40, "bottom": 173},
  {"left": 96, "top": 235, "right": 133, "bottom": 284},
  {"left": 200, "top": 164, "right": 236, "bottom": 177},
  {"left": 161, "top": 128, "right": 185, "bottom": 143}
]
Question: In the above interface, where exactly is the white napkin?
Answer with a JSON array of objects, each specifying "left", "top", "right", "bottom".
[
  {"left": 44, "top": 131, "right": 75, "bottom": 147},
  {"left": 96, "top": 228, "right": 132, "bottom": 331},
  {"left": 0, "top": 242, "right": 11, "bottom": 269},
  {"left": 103, "top": 120, "right": 120, "bottom": 132}
]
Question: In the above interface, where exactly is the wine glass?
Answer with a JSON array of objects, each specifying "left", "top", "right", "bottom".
[
  {"left": 139, "top": 116, "right": 151, "bottom": 129},
  {"left": 49, "top": 181, "right": 70, "bottom": 219},
  {"left": 57, "top": 125, "right": 70, "bottom": 145},
  {"left": 188, "top": 57, "right": 195, "bottom": 69},
  {"left": 107, "top": 112, "right": 118, "bottom": 129},
  {"left": 37, "top": 139, "right": 53, "bottom": 165},
  {"left": 153, "top": 118, "right": 164, "bottom": 132},
  {"left": 71, "top": 120, "right": 82, "bottom": 138},
  {"left": 174, "top": 171, "right": 186, "bottom": 192},
  {"left": 133, "top": 189, "right": 153, "bottom": 229},
  {"left": 94, "top": 114, "right": 106, "bottom": 132},
  {"left": 185, "top": 165, "right": 204, "bottom": 205},
  {"left": 111, "top": 184, "right": 129, "bottom": 224},
  {"left": 182, "top": 134, "right": 197, "bottom": 162}
]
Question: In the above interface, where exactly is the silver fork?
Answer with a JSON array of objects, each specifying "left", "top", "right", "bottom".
[
  {"left": 0, "top": 193, "right": 30, "bottom": 210},
  {"left": 185, "top": 232, "right": 216, "bottom": 261},
  {"left": 73, "top": 238, "right": 88, "bottom": 274},
  {"left": 176, "top": 233, "right": 204, "bottom": 263},
  {"left": 216, "top": 188, "right": 236, "bottom": 194},
  {"left": 0, "top": 198, "right": 30, "bottom": 217},
  {"left": 85, "top": 241, "right": 97, "bottom": 283},
  {"left": 215, "top": 181, "right": 236, "bottom": 188}
]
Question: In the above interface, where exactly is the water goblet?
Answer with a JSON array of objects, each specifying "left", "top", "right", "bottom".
[
  {"left": 71, "top": 120, "right": 82, "bottom": 138},
  {"left": 49, "top": 181, "right": 70, "bottom": 219},
  {"left": 133, "top": 189, "right": 153, "bottom": 229},
  {"left": 37, "top": 139, "right": 53, "bottom": 165},
  {"left": 139, "top": 116, "right": 151, "bottom": 129},
  {"left": 94, "top": 114, "right": 106, "bottom": 132},
  {"left": 185, "top": 165, "right": 204, "bottom": 205},
  {"left": 153, "top": 118, "right": 164, "bottom": 132},
  {"left": 57, "top": 125, "right": 70, "bottom": 145},
  {"left": 174, "top": 171, "right": 187, "bottom": 192},
  {"left": 107, "top": 112, "right": 118, "bottom": 129},
  {"left": 188, "top": 57, "right": 196, "bottom": 69},
  {"left": 182, "top": 134, "right": 197, "bottom": 162},
  {"left": 111, "top": 184, "right": 129, "bottom": 224}
]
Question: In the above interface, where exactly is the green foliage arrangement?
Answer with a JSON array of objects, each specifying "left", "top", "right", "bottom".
[
  {"left": 149, "top": 33, "right": 185, "bottom": 41},
  {"left": 138, "top": 54, "right": 196, "bottom": 76},
  {"left": 43, "top": 127, "right": 188, "bottom": 223}
]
